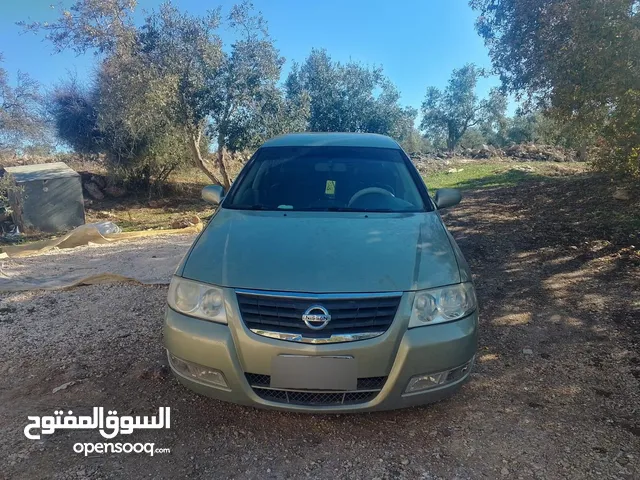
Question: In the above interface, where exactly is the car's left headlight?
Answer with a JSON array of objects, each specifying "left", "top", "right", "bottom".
[
  {"left": 409, "top": 282, "right": 477, "bottom": 328},
  {"left": 167, "top": 276, "right": 227, "bottom": 324}
]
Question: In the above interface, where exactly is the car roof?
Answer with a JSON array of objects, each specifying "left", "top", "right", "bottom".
[{"left": 260, "top": 133, "right": 401, "bottom": 149}]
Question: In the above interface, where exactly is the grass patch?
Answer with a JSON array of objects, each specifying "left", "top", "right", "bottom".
[
  {"left": 85, "top": 198, "right": 215, "bottom": 233},
  {"left": 427, "top": 160, "right": 639, "bottom": 251},
  {"left": 425, "top": 160, "right": 589, "bottom": 190},
  {"left": 85, "top": 166, "right": 214, "bottom": 232}
]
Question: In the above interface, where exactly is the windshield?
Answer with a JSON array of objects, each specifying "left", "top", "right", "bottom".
[{"left": 224, "top": 146, "right": 430, "bottom": 213}]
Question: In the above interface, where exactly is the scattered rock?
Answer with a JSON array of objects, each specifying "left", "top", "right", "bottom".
[
  {"left": 501, "top": 467, "right": 510, "bottom": 476},
  {"left": 170, "top": 215, "right": 201, "bottom": 229},
  {"left": 613, "top": 188, "right": 631, "bottom": 201},
  {"left": 409, "top": 154, "right": 453, "bottom": 176},
  {"left": 138, "top": 364, "right": 169, "bottom": 380},
  {"left": 503, "top": 143, "right": 573, "bottom": 162},
  {"left": 83, "top": 182, "right": 104, "bottom": 200},
  {"left": 409, "top": 143, "right": 577, "bottom": 165},
  {"left": 594, "top": 388, "right": 613, "bottom": 398},
  {"left": 52, "top": 381, "right": 76, "bottom": 393},
  {"left": 103, "top": 185, "right": 127, "bottom": 198},
  {"left": 96, "top": 211, "right": 114, "bottom": 219},
  {"left": 523, "top": 348, "right": 534, "bottom": 355},
  {"left": 616, "top": 455, "right": 629, "bottom": 465},
  {"left": 472, "top": 144, "right": 499, "bottom": 159},
  {"left": 511, "top": 165, "right": 536, "bottom": 173},
  {"left": 91, "top": 175, "right": 107, "bottom": 189}
]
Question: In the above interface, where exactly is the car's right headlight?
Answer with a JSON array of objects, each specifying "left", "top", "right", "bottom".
[
  {"left": 408, "top": 282, "right": 476, "bottom": 328},
  {"left": 167, "top": 276, "right": 227, "bottom": 324}
]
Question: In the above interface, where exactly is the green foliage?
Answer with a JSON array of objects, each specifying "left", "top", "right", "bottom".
[
  {"left": 503, "top": 110, "right": 588, "bottom": 149},
  {"left": 49, "top": 78, "right": 101, "bottom": 155},
  {"left": 470, "top": 0, "right": 640, "bottom": 177},
  {"left": 286, "top": 49, "right": 415, "bottom": 139},
  {"left": 505, "top": 113, "right": 544, "bottom": 145},
  {"left": 135, "top": 1, "right": 291, "bottom": 188},
  {"left": 459, "top": 127, "right": 488, "bottom": 149},
  {"left": 0, "top": 174, "right": 13, "bottom": 205},
  {"left": 479, "top": 88, "right": 508, "bottom": 146},
  {"left": 18, "top": 0, "right": 138, "bottom": 55},
  {"left": 0, "top": 54, "right": 49, "bottom": 154},
  {"left": 48, "top": 54, "right": 192, "bottom": 190},
  {"left": 95, "top": 52, "right": 192, "bottom": 190},
  {"left": 420, "top": 64, "right": 507, "bottom": 151},
  {"left": 592, "top": 90, "right": 640, "bottom": 178},
  {"left": 32, "top": 0, "right": 298, "bottom": 190},
  {"left": 400, "top": 127, "right": 431, "bottom": 153}
]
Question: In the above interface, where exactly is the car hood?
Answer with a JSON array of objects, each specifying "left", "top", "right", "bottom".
[{"left": 181, "top": 209, "right": 460, "bottom": 293}]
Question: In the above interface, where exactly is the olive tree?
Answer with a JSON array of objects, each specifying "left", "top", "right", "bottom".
[
  {"left": 24, "top": 0, "right": 303, "bottom": 188},
  {"left": 131, "top": 2, "right": 302, "bottom": 189},
  {"left": 0, "top": 54, "right": 48, "bottom": 154},
  {"left": 420, "top": 64, "right": 507, "bottom": 151},
  {"left": 285, "top": 49, "right": 416, "bottom": 139},
  {"left": 470, "top": 0, "right": 640, "bottom": 176},
  {"left": 49, "top": 78, "right": 102, "bottom": 155},
  {"left": 19, "top": 0, "right": 137, "bottom": 55}
]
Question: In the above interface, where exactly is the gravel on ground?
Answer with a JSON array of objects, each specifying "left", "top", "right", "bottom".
[{"left": 0, "top": 177, "right": 638, "bottom": 479}]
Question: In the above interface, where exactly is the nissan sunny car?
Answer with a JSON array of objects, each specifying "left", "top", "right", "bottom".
[{"left": 163, "top": 133, "right": 477, "bottom": 412}]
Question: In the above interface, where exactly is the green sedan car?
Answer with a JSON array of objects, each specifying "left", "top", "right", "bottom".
[{"left": 164, "top": 133, "right": 477, "bottom": 412}]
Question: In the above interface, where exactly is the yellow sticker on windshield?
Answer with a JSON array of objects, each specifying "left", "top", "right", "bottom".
[{"left": 325, "top": 180, "right": 336, "bottom": 195}]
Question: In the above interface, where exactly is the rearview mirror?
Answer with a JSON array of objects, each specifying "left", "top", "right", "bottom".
[
  {"left": 202, "top": 185, "right": 224, "bottom": 206},
  {"left": 434, "top": 188, "right": 461, "bottom": 209}
]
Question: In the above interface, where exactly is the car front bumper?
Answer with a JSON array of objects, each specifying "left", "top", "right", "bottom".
[{"left": 163, "top": 290, "right": 478, "bottom": 413}]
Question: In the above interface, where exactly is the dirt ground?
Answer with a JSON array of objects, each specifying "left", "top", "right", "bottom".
[{"left": 0, "top": 174, "right": 638, "bottom": 479}]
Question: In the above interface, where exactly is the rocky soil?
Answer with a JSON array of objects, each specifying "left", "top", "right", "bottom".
[
  {"left": 409, "top": 144, "right": 581, "bottom": 176},
  {"left": 0, "top": 175, "right": 638, "bottom": 479}
]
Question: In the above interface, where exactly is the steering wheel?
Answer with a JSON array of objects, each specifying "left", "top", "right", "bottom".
[{"left": 348, "top": 187, "right": 394, "bottom": 207}]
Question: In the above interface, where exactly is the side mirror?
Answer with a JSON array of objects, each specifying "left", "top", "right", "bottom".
[
  {"left": 434, "top": 188, "right": 461, "bottom": 210},
  {"left": 202, "top": 185, "right": 224, "bottom": 206}
]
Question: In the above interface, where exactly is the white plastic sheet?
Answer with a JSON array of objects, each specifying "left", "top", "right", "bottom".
[{"left": 0, "top": 222, "right": 202, "bottom": 292}]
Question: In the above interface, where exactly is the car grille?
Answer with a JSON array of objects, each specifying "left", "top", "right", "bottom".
[
  {"left": 245, "top": 373, "right": 387, "bottom": 406},
  {"left": 235, "top": 291, "right": 401, "bottom": 338}
]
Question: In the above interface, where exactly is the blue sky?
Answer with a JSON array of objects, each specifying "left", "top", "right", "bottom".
[{"left": 0, "top": 0, "right": 502, "bottom": 113}]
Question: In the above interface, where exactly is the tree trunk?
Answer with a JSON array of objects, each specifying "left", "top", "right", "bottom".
[
  {"left": 447, "top": 121, "right": 456, "bottom": 152},
  {"left": 447, "top": 133, "right": 456, "bottom": 152},
  {"left": 188, "top": 132, "right": 222, "bottom": 186},
  {"left": 577, "top": 144, "right": 588, "bottom": 162},
  {"left": 216, "top": 139, "right": 232, "bottom": 191}
]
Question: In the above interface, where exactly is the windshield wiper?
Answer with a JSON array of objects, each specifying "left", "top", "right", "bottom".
[
  {"left": 225, "top": 204, "right": 272, "bottom": 210},
  {"left": 304, "top": 206, "right": 361, "bottom": 212},
  {"left": 303, "top": 207, "right": 398, "bottom": 212},
  {"left": 238, "top": 205, "right": 399, "bottom": 212}
]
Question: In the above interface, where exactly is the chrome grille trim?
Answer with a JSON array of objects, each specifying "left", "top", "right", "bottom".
[
  {"left": 248, "top": 329, "right": 385, "bottom": 344},
  {"left": 235, "top": 289, "right": 403, "bottom": 299},
  {"left": 235, "top": 289, "right": 403, "bottom": 344}
]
